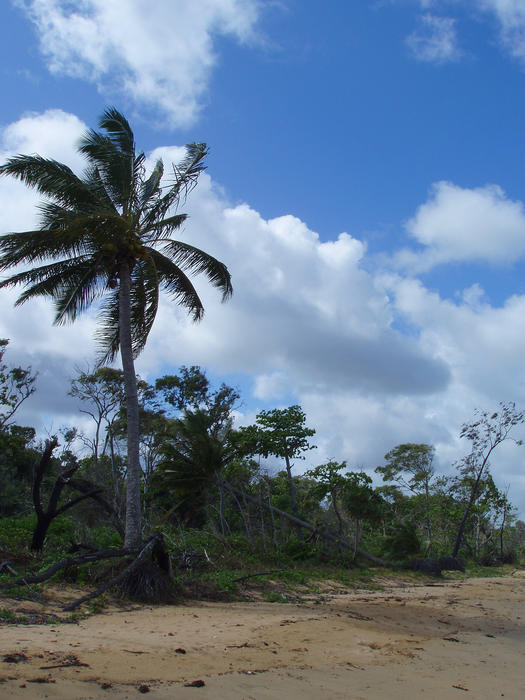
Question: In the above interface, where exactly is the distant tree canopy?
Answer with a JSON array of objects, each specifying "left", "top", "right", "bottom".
[{"left": 0, "top": 345, "right": 523, "bottom": 570}]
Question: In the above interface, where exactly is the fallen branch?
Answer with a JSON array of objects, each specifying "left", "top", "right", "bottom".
[
  {"left": 0, "top": 561, "right": 18, "bottom": 576},
  {"left": 224, "top": 482, "right": 386, "bottom": 566},
  {"left": 63, "top": 536, "right": 159, "bottom": 611},
  {"left": 40, "top": 661, "right": 89, "bottom": 669},
  {"left": 0, "top": 547, "right": 133, "bottom": 590}
]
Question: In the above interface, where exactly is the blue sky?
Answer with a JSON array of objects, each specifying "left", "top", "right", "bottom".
[{"left": 2, "top": 0, "right": 525, "bottom": 513}]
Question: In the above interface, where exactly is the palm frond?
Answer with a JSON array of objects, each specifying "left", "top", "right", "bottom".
[
  {"left": 142, "top": 214, "right": 187, "bottom": 242},
  {"left": 78, "top": 131, "right": 133, "bottom": 212},
  {"left": 139, "top": 159, "right": 163, "bottom": 210},
  {"left": 96, "top": 290, "right": 121, "bottom": 364},
  {"left": 53, "top": 265, "right": 107, "bottom": 325},
  {"left": 145, "top": 247, "right": 204, "bottom": 320},
  {"left": 141, "top": 143, "right": 208, "bottom": 228},
  {"left": 98, "top": 107, "right": 135, "bottom": 156},
  {"left": 82, "top": 164, "right": 120, "bottom": 211},
  {"left": 0, "top": 256, "right": 92, "bottom": 291},
  {"left": 160, "top": 240, "right": 232, "bottom": 301},
  {"left": 0, "top": 229, "right": 90, "bottom": 270},
  {"left": 0, "top": 156, "right": 98, "bottom": 210},
  {"left": 0, "top": 256, "right": 105, "bottom": 325},
  {"left": 129, "top": 256, "right": 160, "bottom": 356}
]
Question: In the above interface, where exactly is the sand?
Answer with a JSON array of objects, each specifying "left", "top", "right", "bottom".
[{"left": 1, "top": 573, "right": 524, "bottom": 699}]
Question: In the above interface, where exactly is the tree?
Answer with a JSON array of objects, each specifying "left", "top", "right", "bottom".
[
  {"left": 69, "top": 366, "right": 126, "bottom": 481},
  {"left": 340, "top": 472, "right": 383, "bottom": 560},
  {"left": 452, "top": 402, "right": 525, "bottom": 557},
  {"left": 155, "top": 409, "right": 235, "bottom": 529},
  {"left": 0, "top": 339, "right": 38, "bottom": 517},
  {"left": 29, "top": 434, "right": 119, "bottom": 551},
  {"left": 0, "top": 108, "right": 232, "bottom": 548},
  {"left": 155, "top": 365, "right": 239, "bottom": 433},
  {"left": 237, "top": 405, "right": 316, "bottom": 531},
  {"left": 0, "top": 339, "right": 37, "bottom": 428},
  {"left": 306, "top": 461, "right": 347, "bottom": 537},
  {"left": 376, "top": 443, "right": 435, "bottom": 546}
]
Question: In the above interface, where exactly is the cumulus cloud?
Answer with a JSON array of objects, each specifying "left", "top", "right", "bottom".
[
  {"left": 395, "top": 181, "right": 525, "bottom": 272},
  {"left": 406, "top": 13, "right": 461, "bottom": 63},
  {"left": 14, "top": 0, "right": 261, "bottom": 126}
]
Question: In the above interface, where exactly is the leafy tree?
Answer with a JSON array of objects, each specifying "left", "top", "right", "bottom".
[
  {"left": 0, "top": 339, "right": 37, "bottom": 428},
  {"left": 306, "top": 461, "right": 347, "bottom": 537},
  {"left": 376, "top": 443, "right": 435, "bottom": 545},
  {"left": 237, "top": 405, "right": 316, "bottom": 528},
  {"left": 340, "top": 472, "right": 383, "bottom": 560},
  {"left": 0, "top": 340, "right": 38, "bottom": 517},
  {"left": 0, "top": 424, "right": 37, "bottom": 517},
  {"left": 69, "top": 367, "right": 126, "bottom": 479},
  {"left": 155, "top": 365, "right": 239, "bottom": 432},
  {"left": 452, "top": 402, "right": 525, "bottom": 557},
  {"left": 0, "top": 108, "right": 232, "bottom": 548}
]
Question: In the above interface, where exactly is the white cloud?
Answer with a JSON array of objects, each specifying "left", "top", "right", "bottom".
[
  {"left": 396, "top": 181, "right": 525, "bottom": 272},
  {"left": 404, "top": 0, "right": 525, "bottom": 66},
  {"left": 406, "top": 13, "right": 461, "bottom": 63},
  {"left": 253, "top": 371, "right": 290, "bottom": 400},
  {"left": 14, "top": 0, "right": 261, "bottom": 126},
  {"left": 481, "top": 0, "right": 525, "bottom": 62}
]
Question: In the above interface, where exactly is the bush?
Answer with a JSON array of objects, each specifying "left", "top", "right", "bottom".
[
  {"left": 381, "top": 521, "right": 421, "bottom": 560},
  {"left": 479, "top": 549, "right": 517, "bottom": 566},
  {"left": 282, "top": 535, "right": 318, "bottom": 561},
  {"left": 0, "top": 515, "right": 36, "bottom": 553}
]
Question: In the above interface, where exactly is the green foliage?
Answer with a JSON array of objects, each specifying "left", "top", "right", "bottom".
[
  {"left": 340, "top": 472, "right": 383, "bottom": 523},
  {"left": 208, "top": 570, "right": 239, "bottom": 592},
  {"left": 282, "top": 534, "right": 318, "bottom": 560},
  {"left": 376, "top": 443, "right": 435, "bottom": 495},
  {"left": 0, "top": 514, "right": 36, "bottom": 551},
  {"left": 237, "top": 405, "right": 316, "bottom": 462},
  {"left": 381, "top": 521, "right": 422, "bottom": 560},
  {"left": 277, "top": 568, "right": 309, "bottom": 584},
  {"left": 0, "top": 425, "right": 37, "bottom": 517},
  {"left": 90, "top": 525, "right": 123, "bottom": 550},
  {"left": 0, "top": 608, "right": 28, "bottom": 623},
  {"left": 0, "top": 339, "right": 37, "bottom": 428},
  {"left": 265, "top": 592, "right": 288, "bottom": 602}
]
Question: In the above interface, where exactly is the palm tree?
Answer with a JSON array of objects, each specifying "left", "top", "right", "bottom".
[
  {"left": 0, "top": 108, "right": 232, "bottom": 548},
  {"left": 154, "top": 409, "right": 235, "bottom": 529}
]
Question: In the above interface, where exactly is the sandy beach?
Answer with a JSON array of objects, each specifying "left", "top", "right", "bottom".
[{"left": 1, "top": 573, "right": 524, "bottom": 699}]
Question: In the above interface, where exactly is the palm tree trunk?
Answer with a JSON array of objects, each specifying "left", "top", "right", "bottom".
[{"left": 119, "top": 261, "right": 142, "bottom": 549}]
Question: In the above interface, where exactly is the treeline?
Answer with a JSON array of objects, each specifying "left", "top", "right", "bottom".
[{"left": 1, "top": 338, "right": 524, "bottom": 569}]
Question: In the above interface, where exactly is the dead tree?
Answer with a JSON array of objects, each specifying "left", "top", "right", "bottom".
[{"left": 30, "top": 438, "right": 121, "bottom": 551}]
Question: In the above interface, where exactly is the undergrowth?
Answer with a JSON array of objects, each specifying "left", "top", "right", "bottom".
[{"left": 1, "top": 518, "right": 522, "bottom": 607}]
